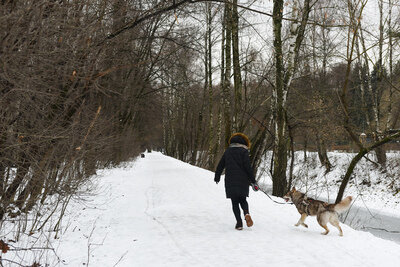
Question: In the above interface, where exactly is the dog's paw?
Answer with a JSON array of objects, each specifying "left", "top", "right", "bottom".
[
  {"left": 294, "top": 223, "right": 300, "bottom": 227},
  {"left": 303, "top": 224, "right": 308, "bottom": 228}
]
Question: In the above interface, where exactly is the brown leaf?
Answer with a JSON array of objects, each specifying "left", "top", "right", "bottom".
[{"left": 0, "top": 240, "right": 10, "bottom": 253}]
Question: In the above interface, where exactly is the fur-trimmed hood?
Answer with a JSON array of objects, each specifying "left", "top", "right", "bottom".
[{"left": 229, "top": 133, "right": 251, "bottom": 148}]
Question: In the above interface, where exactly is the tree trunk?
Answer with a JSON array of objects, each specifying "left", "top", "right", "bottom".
[
  {"left": 287, "top": 123, "right": 295, "bottom": 191},
  {"left": 386, "top": 0, "right": 393, "bottom": 130},
  {"left": 223, "top": 1, "right": 232, "bottom": 147},
  {"left": 316, "top": 132, "right": 332, "bottom": 172},
  {"left": 272, "top": 0, "right": 287, "bottom": 196},
  {"left": 359, "top": 19, "right": 386, "bottom": 166},
  {"left": 206, "top": 2, "right": 215, "bottom": 169},
  {"left": 374, "top": 145, "right": 386, "bottom": 166},
  {"left": 232, "top": 0, "right": 242, "bottom": 131},
  {"left": 271, "top": 0, "right": 311, "bottom": 196},
  {"left": 375, "top": 0, "right": 386, "bottom": 166}
]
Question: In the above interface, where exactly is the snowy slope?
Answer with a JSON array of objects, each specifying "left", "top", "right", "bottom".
[
  {"left": 42, "top": 152, "right": 400, "bottom": 267},
  {"left": 290, "top": 151, "right": 400, "bottom": 215}
]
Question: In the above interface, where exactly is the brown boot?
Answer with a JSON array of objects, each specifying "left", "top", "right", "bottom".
[
  {"left": 235, "top": 221, "right": 243, "bottom": 230},
  {"left": 245, "top": 214, "right": 253, "bottom": 227}
]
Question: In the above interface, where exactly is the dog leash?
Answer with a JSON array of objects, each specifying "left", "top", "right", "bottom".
[{"left": 259, "top": 188, "right": 293, "bottom": 205}]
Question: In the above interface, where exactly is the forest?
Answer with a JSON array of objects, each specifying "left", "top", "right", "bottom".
[{"left": 1, "top": 0, "right": 400, "bottom": 256}]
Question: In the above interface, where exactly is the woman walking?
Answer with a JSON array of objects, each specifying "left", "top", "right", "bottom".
[{"left": 214, "top": 133, "right": 259, "bottom": 230}]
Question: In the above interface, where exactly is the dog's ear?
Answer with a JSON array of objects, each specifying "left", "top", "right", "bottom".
[{"left": 292, "top": 187, "right": 296, "bottom": 191}]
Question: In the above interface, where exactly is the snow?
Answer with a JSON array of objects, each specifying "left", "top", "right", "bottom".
[
  {"left": 258, "top": 151, "right": 400, "bottom": 217},
  {"left": 2, "top": 151, "right": 400, "bottom": 266},
  {"left": 53, "top": 153, "right": 400, "bottom": 265}
]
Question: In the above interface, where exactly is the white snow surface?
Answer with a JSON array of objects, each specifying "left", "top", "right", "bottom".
[
  {"left": 2, "top": 152, "right": 400, "bottom": 266},
  {"left": 51, "top": 152, "right": 400, "bottom": 266}
]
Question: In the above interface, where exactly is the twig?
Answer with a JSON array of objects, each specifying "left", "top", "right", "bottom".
[
  {"left": 362, "top": 155, "right": 379, "bottom": 167},
  {"left": 0, "top": 259, "right": 25, "bottom": 267},
  {"left": 113, "top": 250, "right": 129, "bottom": 267},
  {"left": 37, "top": 199, "right": 61, "bottom": 231},
  {"left": 342, "top": 194, "right": 360, "bottom": 223},
  {"left": 76, "top": 106, "right": 102, "bottom": 151},
  {"left": 86, "top": 219, "right": 108, "bottom": 267}
]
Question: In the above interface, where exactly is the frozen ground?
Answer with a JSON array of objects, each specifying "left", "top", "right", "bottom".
[{"left": 3, "top": 152, "right": 399, "bottom": 266}]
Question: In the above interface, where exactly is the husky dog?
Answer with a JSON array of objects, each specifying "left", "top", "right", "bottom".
[{"left": 283, "top": 187, "right": 352, "bottom": 236}]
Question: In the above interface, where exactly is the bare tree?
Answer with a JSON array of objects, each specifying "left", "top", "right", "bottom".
[
  {"left": 335, "top": 0, "right": 400, "bottom": 202},
  {"left": 271, "top": 0, "right": 313, "bottom": 196}
]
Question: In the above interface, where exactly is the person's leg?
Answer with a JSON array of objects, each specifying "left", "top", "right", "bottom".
[
  {"left": 231, "top": 197, "right": 243, "bottom": 229},
  {"left": 238, "top": 197, "right": 249, "bottom": 215},
  {"left": 239, "top": 197, "right": 253, "bottom": 227}
]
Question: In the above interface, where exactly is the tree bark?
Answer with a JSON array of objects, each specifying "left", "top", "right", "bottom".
[
  {"left": 316, "top": 132, "right": 331, "bottom": 172},
  {"left": 223, "top": 1, "right": 232, "bottom": 147},
  {"left": 206, "top": 2, "right": 215, "bottom": 169},
  {"left": 272, "top": 0, "right": 287, "bottom": 196},
  {"left": 232, "top": 0, "right": 242, "bottom": 131}
]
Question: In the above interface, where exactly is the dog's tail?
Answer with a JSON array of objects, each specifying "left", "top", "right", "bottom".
[{"left": 333, "top": 196, "right": 353, "bottom": 213}]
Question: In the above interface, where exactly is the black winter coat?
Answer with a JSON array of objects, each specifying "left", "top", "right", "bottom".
[{"left": 214, "top": 145, "right": 256, "bottom": 198}]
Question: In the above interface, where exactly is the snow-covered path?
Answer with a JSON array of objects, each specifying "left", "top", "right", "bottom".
[{"left": 58, "top": 152, "right": 400, "bottom": 266}]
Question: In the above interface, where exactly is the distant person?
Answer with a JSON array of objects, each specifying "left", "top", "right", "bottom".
[{"left": 214, "top": 133, "right": 259, "bottom": 230}]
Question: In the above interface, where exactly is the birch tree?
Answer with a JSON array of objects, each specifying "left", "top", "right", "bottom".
[{"left": 271, "top": 0, "right": 312, "bottom": 196}]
